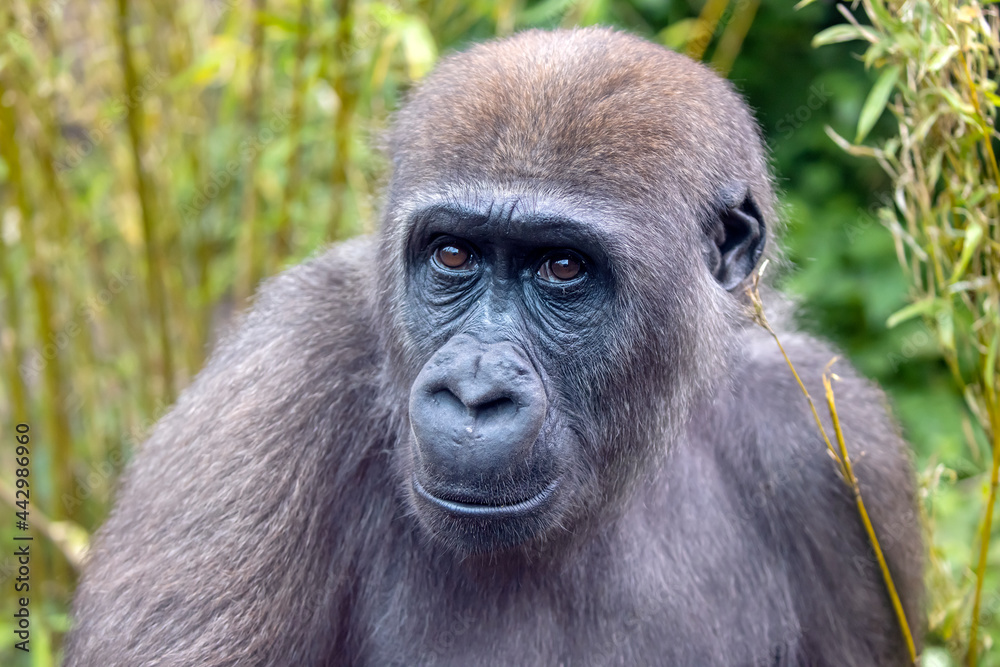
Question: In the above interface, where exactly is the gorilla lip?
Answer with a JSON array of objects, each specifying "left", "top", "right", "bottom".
[{"left": 412, "top": 476, "right": 559, "bottom": 518}]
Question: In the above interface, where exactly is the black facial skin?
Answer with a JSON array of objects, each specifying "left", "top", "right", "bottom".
[
  {"left": 405, "top": 201, "right": 615, "bottom": 552},
  {"left": 65, "top": 27, "right": 923, "bottom": 667},
  {"left": 398, "top": 187, "right": 766, "bottom": 556}
]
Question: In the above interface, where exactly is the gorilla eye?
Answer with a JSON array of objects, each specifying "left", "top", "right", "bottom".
[
  {"left": 433, "top": 243, "right": 475, "bottom": 271},
  {"left": 538, "top": 252, "right": 584, "bottom": 283}
]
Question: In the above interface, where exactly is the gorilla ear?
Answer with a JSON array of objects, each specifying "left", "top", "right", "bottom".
[{"left": 703, "top": 187, "right": 766, "bottom": 292}]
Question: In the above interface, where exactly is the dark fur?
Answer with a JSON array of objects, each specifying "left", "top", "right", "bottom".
[{"left": 67, "top": 27, "right": 922, "bottom": 666}]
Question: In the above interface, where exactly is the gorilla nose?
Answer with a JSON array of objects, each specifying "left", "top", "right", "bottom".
[
  {"left": 429, "top": 388, "right": 519, "bottom": 425},
  {"left": 409, "top": 337, "right": 547, "bottom": 488}
]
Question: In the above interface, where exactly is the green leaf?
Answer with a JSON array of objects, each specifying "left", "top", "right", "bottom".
[
  {"left": 936, "top": 309, "right": 955, "bottom": 353},
  {"left": 856, "top": 65, "right": 900, "bottom": 143},
  {"left": 935, "top": 86, "right": 977, "bottom": 116},
  {"left": 984, "top": 333, "right": 999, "bottom": 396},
  {"left": 867, "top": 0, "right": 900, "bottom": 30},
  {"left": 824, "top": 125, "right": 878, "bottom": 158},
  {"left": 964, "top": 186, "right": 989, "bottom": 209},
  {"left": 948, "top": 222, "right": 983, "bottom": 283},
  {"left": 812, "top": 25, "right": 868, "bottom": 47},
  {"left": 862, "top": 41, "right": 889, "bottom": 72},
  {"left": 912, "top": 111, "right": 940, "bottom": 142},
  {"left": 927, "top": 44, "right": 959, "bottom": 72},
  {"left": 887, "top": 298, "right": 937, "bottom": 329},
  {"left": 926, "top": 149, "right": 944, "bottom": 187}
]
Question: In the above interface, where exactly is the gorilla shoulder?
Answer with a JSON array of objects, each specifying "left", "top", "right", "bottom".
[
  {"left": 740, "top": 325, "right": 911, "bottom": 469},
  {"left": 720, "top": 325, "right": 923, "bottom": 647}
]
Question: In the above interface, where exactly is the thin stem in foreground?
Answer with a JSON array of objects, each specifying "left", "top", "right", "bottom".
[
  {"left": 746, "top": 264, "right": 916, "bottom": 664},
  {"left": 824, "top": 370, "right": 917, "bottom": 663},
  {"left": 745, "top": 264, "right": 844, "bottom": 475},
  {"left": 967, "top": 389, "right": 1000, "bottom": 666}
]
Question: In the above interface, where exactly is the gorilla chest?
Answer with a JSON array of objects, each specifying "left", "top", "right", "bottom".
[{"left": 358, "top": 530, "right": 799, "bottom": 666}]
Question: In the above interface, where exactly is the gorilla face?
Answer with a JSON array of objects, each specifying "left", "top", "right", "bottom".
[
  {"left": 379, "top": 30, "right": 771, "bottom": 556},
  {"left": 402, "top": 198, "right": 617, "bottom": 553},
  {"left": 394, "top": 190, "right": 764, "bottom": 554}
]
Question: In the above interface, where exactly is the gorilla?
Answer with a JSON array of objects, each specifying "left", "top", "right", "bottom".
[{"left": 67, "top": 27, "right": 923, "bottom": 666}]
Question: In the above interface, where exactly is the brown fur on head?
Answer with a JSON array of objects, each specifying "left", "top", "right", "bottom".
[{"left": 387, "top": 26, "right": 775, "bottom": 237}]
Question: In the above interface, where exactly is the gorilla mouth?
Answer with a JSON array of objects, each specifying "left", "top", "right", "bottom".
[{"left": 412, "top": 476, "right": 559, "bottom": 518}]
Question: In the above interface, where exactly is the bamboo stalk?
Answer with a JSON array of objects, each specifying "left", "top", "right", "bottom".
[
  {"left": 686, "top": 0, "right": 729, "bottom": 61},
  {"left": 0, "top": 71, "right": 70, "bottom": 591},
  {"left": 0, "top": 78, "right": 31, "bottom": 426},
  {"left": 824, "top": 371, "right": 917, "bottom": 663},
  {"left": 711, "top": 0, "right": 760, "bottom": 76},
  {"left": 115, "top": 0, "right": 176, "bottom": 402},
  {"left": 235, "top": 0, "right": 267, "bottom": 304},
  {"left": 0, "top": 75, "right": 74, "bottom": 517},
  {"left": 275, "top": 0, "right": 313, "bottom": 263},
  {"left": 967, "top": 387, "right": 1000, "bottom": 666},
  {"left": 952, "top": 27, "right": 998, "bottom": 667},
  {"left": 329, "top": 0, "right": 356, "bottom": 241}
]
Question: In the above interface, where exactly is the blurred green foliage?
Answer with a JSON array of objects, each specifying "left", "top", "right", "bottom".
[
  {"left": 0, "top": 0, "right": 996, "bottom": 664},
  {"left": 809, "top": 1, "right": 1000, "bottom": 662}
]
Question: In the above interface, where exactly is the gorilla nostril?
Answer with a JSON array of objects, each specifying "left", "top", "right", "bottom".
[
  {"left": 475, "top": 397, "right": 517, "bottom": 422},
  {"left": 431, "top": 389, "right": 464, "bottom": 413}
]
